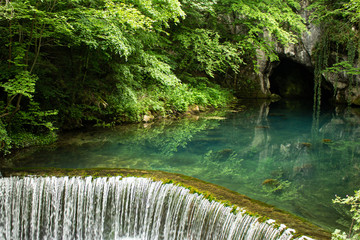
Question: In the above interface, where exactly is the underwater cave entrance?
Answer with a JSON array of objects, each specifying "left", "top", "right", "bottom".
[{"left": 269, "top": 58, "right": 333, "bottom": 105}]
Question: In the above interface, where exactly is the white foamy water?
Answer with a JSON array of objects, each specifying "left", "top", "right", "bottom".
[{"left": 0, "top": 176, "right": 307, "bottom": 240}]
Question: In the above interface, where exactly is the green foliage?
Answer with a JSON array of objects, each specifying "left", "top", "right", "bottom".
[
  {"left": 0, "top": 0, "right": 307, "bottom": 154},
  {"left": 310, "top": 0, "right": 360, "bottom": 106},
  {"left": 310, "top": 0, "right": 360, "bottom": 67},
  {"left": 325, "top": 61, "right": 360, "bottom": 76},
  {"left": 139, "top": 51, "right": 180, "bottom": 86},
  {"left": 0, "top": 120, "right": 12, "bottom": 154},
  {"left": 131, "top": 0, "right": 185, "bottom": 26},
  {"left": 222, "top": 0, "right": 306, "bottom": 61},
  {"left": 1, "top": 71, "right": 37, "bottom": 99},
  {"left": 104, "top": 81, "right": 232, "bottom": 123},
  {"left": 10, "top": 132, "right": 57, "bottom": 149},
  {"left": 174, "top": 28, "right": 243, "bottom": 77},
  {"left": 0, "top": 0, "right": 186, "bottom": 153},
  {"left": 16, "top": 102, "right": 58, "bottom": 131},
  {"left": 332, "top": 190, "right": 360, "bottom": 240}
]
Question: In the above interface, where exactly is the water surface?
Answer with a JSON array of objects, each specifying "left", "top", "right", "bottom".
[{"left": 6, "top": 100, "right": 360, "bottom": 232}]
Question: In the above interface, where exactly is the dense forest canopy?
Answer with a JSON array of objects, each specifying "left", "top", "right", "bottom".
[
  {"left": 0, "top": 0, "right": 307, "bottom": 154},
  {"left": 0, "top": 0, "right": 359, "bottom": 155}
]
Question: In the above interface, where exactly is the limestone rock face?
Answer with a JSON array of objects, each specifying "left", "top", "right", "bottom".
[
  {"left": 325, "top": 69, "right": 360, "bottom": 105},
  {"left": 255, "top": 0, "right": 318, "bottom": 99},
  {"left": 253, "top": 0, "right": 360, "bottom": 105},
  {"left": 276, "top": 0, "right": 319, "bottom": 67},
  {"left": 223, "top": 0, "right": 359, "bottom": 104}
]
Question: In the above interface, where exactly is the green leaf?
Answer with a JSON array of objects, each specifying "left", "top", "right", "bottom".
[{"left": 1, "top": 71, "right": 38, "bottom": 99}]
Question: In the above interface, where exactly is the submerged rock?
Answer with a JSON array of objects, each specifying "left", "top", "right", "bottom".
[
  {"left": 262, "top": 178, "right": 279, "bottom": 186},
  {"left": 300, "top": 142, "right": 312, "bottom": 148}
]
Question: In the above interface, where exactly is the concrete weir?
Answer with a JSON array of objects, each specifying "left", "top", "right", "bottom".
[{"left": 1, "top": 168, "right": 331, "bottom": 239}]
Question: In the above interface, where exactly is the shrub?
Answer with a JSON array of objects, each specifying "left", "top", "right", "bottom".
[{"left": 332, "top": 190, "right": 360, "bottom": 240}]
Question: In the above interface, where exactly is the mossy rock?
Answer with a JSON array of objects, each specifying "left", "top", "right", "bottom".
[{"left": 352, "top": 96, "right": 360, "bottom": 106}]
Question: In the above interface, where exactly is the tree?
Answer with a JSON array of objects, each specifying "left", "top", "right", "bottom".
[
  {"left": 0, "top": 0, "right": 307, "bottom": 154},
  {"left": 217, "top": 0, "right": 306, "bottom": 61},
  {"left": 0, "top": 0, "right": 186, "bottom": 152}
]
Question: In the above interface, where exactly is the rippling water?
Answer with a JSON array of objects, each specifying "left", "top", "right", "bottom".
[{"left": 6, "top": 100, "right": 360, "bottom": 232}]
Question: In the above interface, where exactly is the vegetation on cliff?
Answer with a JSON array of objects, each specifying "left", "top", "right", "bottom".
[{"left": 310, "top": 0, "right": 360, "bottom": 106}]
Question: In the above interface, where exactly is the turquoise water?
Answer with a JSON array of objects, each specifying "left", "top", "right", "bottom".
[{"left": 7, "top": 100, "right": 360, "bottom": 232}]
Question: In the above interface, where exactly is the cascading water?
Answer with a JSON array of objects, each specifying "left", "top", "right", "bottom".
[{"left": 0, "top": 176, "right": 309, "bottom": 240}]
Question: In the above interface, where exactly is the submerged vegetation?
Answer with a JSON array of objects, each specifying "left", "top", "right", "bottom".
[{"left": 4, "top": 102, "right": 360, "bottom": 234}]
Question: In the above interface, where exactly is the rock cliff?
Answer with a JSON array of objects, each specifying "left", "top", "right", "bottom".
[{"left": 237, "top": 0, "right": 360, "bottom": 105}]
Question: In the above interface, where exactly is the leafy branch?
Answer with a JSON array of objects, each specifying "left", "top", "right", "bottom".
[
  {"left": 332, "top": 190, "right": 360, "bottom": 240},
  {"left": 325, "top": 61, "right": 360, "bottom": 76}
]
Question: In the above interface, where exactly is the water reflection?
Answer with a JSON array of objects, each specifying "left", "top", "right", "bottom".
[{"left": 5, "top": 100, "right": 360, "bottom": 232}]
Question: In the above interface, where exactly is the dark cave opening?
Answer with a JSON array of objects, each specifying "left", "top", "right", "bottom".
[{"left": 269, "top": 58, "right": 334, "bottom": 106}]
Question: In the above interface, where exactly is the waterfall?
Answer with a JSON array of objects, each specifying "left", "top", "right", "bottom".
[{"left": 0, "top": 176, "right": 307, "bottom": 240}]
